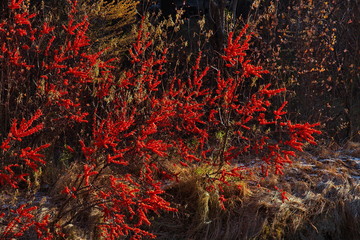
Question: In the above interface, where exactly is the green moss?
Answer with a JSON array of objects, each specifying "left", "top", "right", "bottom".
[{"left": 259, "top": 224, "right": 285, "bottom": 240}]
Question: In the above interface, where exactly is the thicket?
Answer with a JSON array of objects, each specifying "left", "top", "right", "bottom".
[
  {"left": 245, "top": 0, "right": 360, "bottom": 142},
  {"left": 1, "top": 0, "right": 357, "bottom": 239}
]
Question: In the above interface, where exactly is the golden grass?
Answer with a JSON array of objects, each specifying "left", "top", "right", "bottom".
[
  {"left": 80, "top": 0, "right": 138, "bottom": 57},
  {"left": 150, "top": 148, "right": 360, "bottom": 240}
]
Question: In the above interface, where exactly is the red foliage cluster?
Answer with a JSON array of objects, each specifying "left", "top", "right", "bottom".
[
  {"left": 0, "top": 110, "right": 49, "bottom": 188},
  {"left": 0, "top": 0, "right": 321, "bottom": 239},
  {"left": 0, "top": 204, "right": 57, "bottom": 239}
]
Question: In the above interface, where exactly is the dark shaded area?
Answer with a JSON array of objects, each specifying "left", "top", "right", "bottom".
[{"left": 154, "top": 0, "right": 253, "bottom": 49}]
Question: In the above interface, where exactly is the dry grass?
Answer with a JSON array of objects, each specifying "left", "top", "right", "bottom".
[
  {"left": 5, "top": 143, "right": 358, "bottom": 239},
  {"left": 80, "top": 0, "right": 138, "bottom": 57},
  {"left": 150, "top": 146, "right": 360, "bottom": 240},
  {"left": 344, "top": 141, "right": 360, "bottom": 158}
]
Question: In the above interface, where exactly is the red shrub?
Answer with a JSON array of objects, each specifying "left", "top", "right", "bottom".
[{"left": 0, "top": 0, "right": 321, "bottom": 239}]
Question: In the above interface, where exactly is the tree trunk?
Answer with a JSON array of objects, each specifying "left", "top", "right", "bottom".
[{"left": 208, "top": 0, "right": 226, "bottom": 50}]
